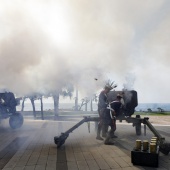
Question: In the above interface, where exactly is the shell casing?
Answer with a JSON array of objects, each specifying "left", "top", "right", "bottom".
[
  {"left": 136, "top": 140, "right": 142, "bottom": 150},
  {"left": 150, "top": 142, "right": 157, "bottom": 147},
  {"left": 151, "top": 139, "right": 157, "bottom": 145},
  {"left": 152, "top": 137, "right": 158, "bottom": 141},
  {"left": 150, "top": 143, "right": 157, "bottom": 153},
  {"left": 143, "top": 140, "right": 149, "bottom": 151}
]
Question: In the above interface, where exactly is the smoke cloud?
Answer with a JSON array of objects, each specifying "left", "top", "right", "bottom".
[{"left": 0, "top": 0, "right": 170, "bottom": 102}]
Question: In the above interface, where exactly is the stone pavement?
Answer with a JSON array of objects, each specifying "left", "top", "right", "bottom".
[{"left": 0, "top": 116, "right": 169, "bottom": 170}]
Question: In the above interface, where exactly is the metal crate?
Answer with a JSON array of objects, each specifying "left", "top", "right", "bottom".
[{"left": 131, "top": 149, "right": 159, "bottom": 167}]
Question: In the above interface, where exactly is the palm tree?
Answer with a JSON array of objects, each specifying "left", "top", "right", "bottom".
[
  {"left": 52, "top": 83, "right": 74, "bottom": 117},
  {"left": 79, "top": 97, "right": 90, "bottom": 111},
  {"left": 90, "top": 94, "right": 98, "bottom": 111},
  {"left": 85, "top": 97, "right": 90, "bottom": 111},
  {"left": 74, "top": 88, "right": 79, "bottom": 111},
  {"left": 27, "top": 93, "right": 43, "bottom": 119},
  {"left": 37, "top": 94, "right": 44, "bottom": 120},
  {"left": 21, "top": 96, "right": 27, "bottom": 111},
  {"left": 52, "top": 92, "right": 60, "bottom": 117},
  {"left": 29, "top": 95, "right": 36, "bottom": 119}
]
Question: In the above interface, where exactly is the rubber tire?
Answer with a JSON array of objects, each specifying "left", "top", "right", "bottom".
[
  {"left": 9, "top": 112, "right": 24, "bottom": 129},
  {"left": 135, "top": 123, "right": 141, "bottom": 136}
]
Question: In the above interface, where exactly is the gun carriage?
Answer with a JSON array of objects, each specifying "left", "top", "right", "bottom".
[
  {"left": 54, "top": 90, "right": 170, "bottom": 155},
  {"left": 0, "top": 92, "right": 23, "bottom": 129}
]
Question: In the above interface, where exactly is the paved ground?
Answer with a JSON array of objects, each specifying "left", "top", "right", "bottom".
[{"left": 0, "top": 115, "right": 170, "bottom": 170}]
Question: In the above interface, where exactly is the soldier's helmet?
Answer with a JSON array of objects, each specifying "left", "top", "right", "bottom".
[
  {"left": 104, "top": 84, "right": 113, "bottom": 90},
  {"left": 104, "top": 80, "right": 117, "bottom": 91}
]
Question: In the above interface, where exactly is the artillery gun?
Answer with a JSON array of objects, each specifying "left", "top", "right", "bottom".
[
  {"left": 54, "top": 90, "right": 170, "bottom": 155},
  {"left": 0, "top": 92, "right": 23, "bottom": 129}
]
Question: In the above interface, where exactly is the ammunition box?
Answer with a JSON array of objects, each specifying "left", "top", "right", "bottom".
[{"left": 131, "top": 149, "right": 159, "bottom": 167}]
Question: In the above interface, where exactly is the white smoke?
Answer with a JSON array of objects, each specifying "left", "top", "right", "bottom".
[
  {"left": 123, "top": 73, "right": 136, "bottom": 91},
  {"left": 0, "top": 0, "right": 170, "bottom": 102}
]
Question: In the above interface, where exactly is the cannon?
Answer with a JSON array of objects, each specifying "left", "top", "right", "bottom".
[
  {"left": 0, "top": 92, "right": 23, "bottom": 129},
  {"left": 54, "top": 90, "right": 170, "bottom": 155}
]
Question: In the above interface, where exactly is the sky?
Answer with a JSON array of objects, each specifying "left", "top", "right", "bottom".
[{"left": 0, "top": 0, "right": 170, "bottom": 103}]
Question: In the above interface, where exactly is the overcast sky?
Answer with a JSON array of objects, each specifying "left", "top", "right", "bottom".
[{"left": 0, "top": 0, "right": 170, "bottom": 103}]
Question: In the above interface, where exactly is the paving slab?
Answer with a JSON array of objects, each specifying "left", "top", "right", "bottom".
[{"left": 0, "top": 116, "right": 169, "bottom": 170}]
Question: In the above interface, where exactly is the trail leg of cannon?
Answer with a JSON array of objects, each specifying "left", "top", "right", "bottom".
[
  {"left": 54, "top": 117, "right": 99, "bottom": 148},
  {"left": 143, "top": 118, "right": 170, "bottom": 155},
  {"left": 54, "top": 116, "right": 170, "bottom": 155}
]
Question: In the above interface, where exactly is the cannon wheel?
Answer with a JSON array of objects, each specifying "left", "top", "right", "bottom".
[{"left": 9, "top": 112, "right": 24, "bottom": 129}]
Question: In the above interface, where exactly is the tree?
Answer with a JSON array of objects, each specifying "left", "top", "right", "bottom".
[
  {"left": 28, "top": 93, "right": 43, "bottom": 119},
  {"left": 20, "top": 83, "right": 74, "bottom": 119},
  {"left": 52, "top": 92, "right": 60, "bottom": 117},
  {"left": 79, "top": 97, "right": 90, "bottom": 111},
  {"left": 157, "top": 107, "right": 164, "bottom": 112},
  {"left": 40, "top": 96, "right": 44, "bottom": 120},
  {"left": 52, "top": 83, "right": 74, "bottom": 117},
  {"left": 90, "top": 94, "right": 98, "bottom": 111},
  {"left": 147, "top": 108, "right": 152, "bottom": 113},
  {"left": 37, "top": 94, "right": 44, "bottom": 120},
  {"left": 79, "top": 98, "right": 85, "bottom": 111},
  {"left": 21, "top": 93, "right": 44, "bottom": 120},
  {"left": 90, "top": 99, "right": 93, "bottom": 111},
  {"left": 29, "top": 95, "right": 37, "bottom": 119},
  {"left": 74, "top": 88, "right": 79, "bottom": 111},
  {"left": 84, "top": 97, "right": 89, "bottom": 111},
  {"left": 21, "top": 97, "right": 26, "bottom": 111}
]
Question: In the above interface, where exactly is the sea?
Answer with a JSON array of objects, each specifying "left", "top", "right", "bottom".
[{"left": 16, "top": 102, "right": 170, "bottom": 112}]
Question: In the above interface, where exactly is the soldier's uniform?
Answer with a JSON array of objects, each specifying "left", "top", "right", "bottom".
[
  {"left": 104, "top": 95, "right": 122, "bottom": 145},
  {"left": 96, "top": 86, "right": 112, "bottom": 140}
]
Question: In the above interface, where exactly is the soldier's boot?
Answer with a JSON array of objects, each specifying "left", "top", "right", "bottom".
[
  {"left": 102, "top": 125, "right": 108, "bottom": 138},
  {"left": 104, "top": 130, "right": 114, "bottom": 145},
  {"left": 96, "top": 124, "right": 103, "bottom": 140},
  {"left": 110, "top": 129, "right": 118, "bottom": 138}
]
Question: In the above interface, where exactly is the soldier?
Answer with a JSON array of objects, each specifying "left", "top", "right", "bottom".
[
  {"left": 104, "top": 94, "right": 122, "bottom": 145},
  {"left": 96, "top": 84, "right": 113, "bottom": 140}
]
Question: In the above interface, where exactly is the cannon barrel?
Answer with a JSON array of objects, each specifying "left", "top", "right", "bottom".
[{"left": 107, "top": 90, "right": 138, "bottom": 116}]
